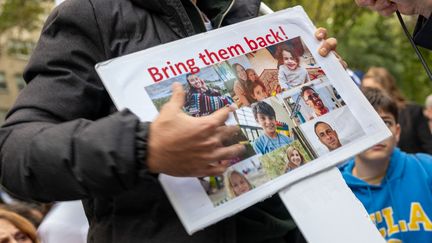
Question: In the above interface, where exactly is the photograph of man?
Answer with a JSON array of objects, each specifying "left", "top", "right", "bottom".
[
  {"left": 314, "top": 121, "right": 342, "bottom": 151},
  {"left": 252, "top": 101, "right": 293, "bottom": 154},
  {"left": 301, "top": 86, "right": 329, "bottom": 117},
  {"left": 184, "top": 73, "right": 234, "bottom": 117}
]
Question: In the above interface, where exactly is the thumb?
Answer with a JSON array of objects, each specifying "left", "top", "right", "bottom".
[{"left": 166, "top": 82, "right": 186, "bottom": 110}]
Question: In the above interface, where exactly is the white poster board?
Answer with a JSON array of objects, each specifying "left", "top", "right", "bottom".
[{"left": 95, "top": 6, "right": 390, "bottom": 235}]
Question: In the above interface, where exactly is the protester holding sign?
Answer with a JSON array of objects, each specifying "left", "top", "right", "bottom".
[{"left": 0, "top": 0, "right": 339, "bottom": 242}]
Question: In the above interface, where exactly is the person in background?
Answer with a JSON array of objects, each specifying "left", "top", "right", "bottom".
[
  {"left": 341, "top": 88, "right": 432, "bottom": 242},
  {"left": 362, "top": 67, "right": 432, "bottom": 154},
  {"left": 0, "top": 202, "right": 45, "bottom": 228},
  {"left": 424, "top": 94, "right": 432, "bottom": 133},
  {"left": 0, "top": 209, "right": 39, "bottom": 243}
]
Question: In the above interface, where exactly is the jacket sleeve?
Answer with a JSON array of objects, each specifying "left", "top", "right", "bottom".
[{"left": 0, "top": 0, "right": 148, "bottom": 202}]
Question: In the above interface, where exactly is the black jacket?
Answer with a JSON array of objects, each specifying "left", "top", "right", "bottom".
[
  {"left": 0, "top": 0, "right": 281, "bottom": 242},
  {"left": 398, "top": 103, "right": 432, "bottom": 154},
  {"left": 414, "top": 14, "right": 432, "bottom": 50}
]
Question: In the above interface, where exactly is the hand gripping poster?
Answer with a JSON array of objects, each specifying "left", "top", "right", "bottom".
[{"left": 95, "top": 6, "right": 391, "bottom": 235}]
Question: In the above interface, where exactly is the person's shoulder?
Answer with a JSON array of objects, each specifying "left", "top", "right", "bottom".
[{"left": 402, "top": 150, "right": 432, "bottom": 173}]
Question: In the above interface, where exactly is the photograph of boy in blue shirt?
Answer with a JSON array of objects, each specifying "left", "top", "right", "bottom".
[
  {"left": 252, "top": 101, "right": 293, "bottom": 155},
  {"left": 341, "top": 88, "right": 432, "bottom": 242}
]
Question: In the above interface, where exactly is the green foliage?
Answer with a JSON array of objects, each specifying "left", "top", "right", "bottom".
[
  {"left": 263, "top": 0, "right": 432, "bottom": 103},
  {"left": 0, "top": 0, "right": 50, "bottom": 34}
]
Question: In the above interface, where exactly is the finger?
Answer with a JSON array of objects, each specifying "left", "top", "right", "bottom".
[
  {"left": 166, "top": 82, "right": 186, "bottom": 110},
  {"left": 196, "top": 136, "right": 224, "bottom": 150},
  {"left": 206, "top": 144, "right": 246, "bottom": 162},
  {"left": 373, "top": 0, "right": 392, "bottom": 11},
  {"left": 204, "top": 163, "right": 230, "bottom": 176},
  {"left": 333, "top": 51, "right": 348, "bottom": 69},
  {"left": 315, "top": 27, "right": 327, "bottom": 41},
  {"left": 355, "top": 0, "right": 376, "bottom": 7},
  {"left": 200, "top": 106, "right": 231, "bottom": 126},
  {"left": 215, "top": 125, "right": 242, "bottom": 146},
  {"left": 379, "top": 3, "right": 397, "bottom": 16},
  {"left": 319, "top": 37, "right": 337, "bottom": 57}
]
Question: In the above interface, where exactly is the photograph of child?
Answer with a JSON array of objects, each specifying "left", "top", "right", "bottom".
[
  {"left": 275, "top": 44, "right": 311, "bottom": 90},
  {"left": 251, "top": 99, "right": 294, "bottom": 155},
  {"left": 224, "top": 170, "right": 253, "bottom": 198},
  {"left": 299, "top": 106, "right": 366, "bottom": 156}
]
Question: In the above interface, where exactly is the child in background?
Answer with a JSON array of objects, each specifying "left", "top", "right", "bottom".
[
  {"left": 277, "top": 46, "right": 310, "bottom": 90},
  {"left": 340, "top": 88, "right": 432, "bottom": 242},
  {"left": 224, "top": 170, "right": 253, "bottom": 199}
]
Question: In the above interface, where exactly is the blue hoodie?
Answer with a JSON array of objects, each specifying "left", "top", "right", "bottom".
[{"left": 341, "top": 148, "right": 432, "bottom": 242}]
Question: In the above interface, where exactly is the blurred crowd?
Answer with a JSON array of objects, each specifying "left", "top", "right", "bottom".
[{"left": 0, "top": 193, "right": 88, "bottom": 243}]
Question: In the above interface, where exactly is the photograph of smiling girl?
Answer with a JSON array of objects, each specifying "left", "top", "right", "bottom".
[{"left": 270, "top": 37, "right": 325, "bottom": 91}]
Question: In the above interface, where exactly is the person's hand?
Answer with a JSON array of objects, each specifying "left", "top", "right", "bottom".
[
  {"left": 147, "top": 82, "right": 246, "bottom": 177},
  {"left": 355, "top": 0, "right": 397, "bottom": 16},
  {"left": 355, "top": 0, "right": 429, "bottom": 17},
  {"left": 315, "top": 28, "right": 348, "bottom": 69}
]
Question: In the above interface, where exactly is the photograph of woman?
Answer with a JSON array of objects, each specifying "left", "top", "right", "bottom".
[{"left": 284, "top": 145, "right": 306, "bottom": 172}]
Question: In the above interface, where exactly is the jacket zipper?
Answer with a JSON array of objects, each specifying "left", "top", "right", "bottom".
[
  {"left": 217, "top": 0, "right": 235, "bottom": 28},
  {"left": 191, "top": 3, "right": 207, "bottom": 31}
]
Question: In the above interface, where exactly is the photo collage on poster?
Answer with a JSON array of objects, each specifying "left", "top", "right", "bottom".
[{"left": 145, "top": 36, "right": 366, "bottom": 207}]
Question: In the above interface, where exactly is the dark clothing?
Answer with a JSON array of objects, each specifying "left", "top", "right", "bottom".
[
  {"left": 0, "top": 0, "right": 302, "bottom": 242},
  {"left": 398, "top": 103, "right": 432, "bottom": 154},
  {"left": 414, "top": 14, "right": 432, "bottom": 50}
]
